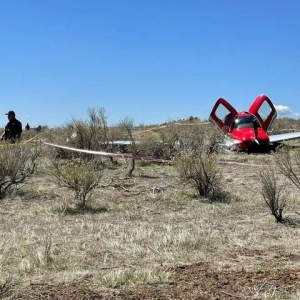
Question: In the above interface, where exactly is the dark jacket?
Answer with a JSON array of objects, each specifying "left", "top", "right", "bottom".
[{"left": 4, "top": 119, "right": 22, "bottom": 142}]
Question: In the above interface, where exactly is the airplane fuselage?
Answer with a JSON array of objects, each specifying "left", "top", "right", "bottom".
[
  {"left": 230, "top": 127, "right": 270, "bottom": 151},
  {"left": 228, "top": 112, "right": 270, "bottom": 151},
  {"left": 209, "top": 94, "right": 300, "bottom": 152}
]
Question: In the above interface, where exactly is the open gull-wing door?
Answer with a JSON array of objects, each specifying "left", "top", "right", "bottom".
[
  {"left": 209, "top": 98, "right": 237, "bottom": 133},
  {"left": 249, "top": 95, "right": 277, "bottom": 132}
]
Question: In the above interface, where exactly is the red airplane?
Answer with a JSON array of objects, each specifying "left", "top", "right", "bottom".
[{"left": 209, "top": 94, "right": 300, "bottom": 152}]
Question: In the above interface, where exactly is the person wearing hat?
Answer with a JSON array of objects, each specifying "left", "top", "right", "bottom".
[{"left": 0, "top": 111, "right": 22, "bottom": 143}]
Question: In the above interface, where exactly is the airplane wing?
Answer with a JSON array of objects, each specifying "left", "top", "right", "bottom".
[
  {"left": 269, "top": 132, "right": 300, "bottom": 143},
  {"left": 109, "top": 140, "right": 133, "bottom": 145}
]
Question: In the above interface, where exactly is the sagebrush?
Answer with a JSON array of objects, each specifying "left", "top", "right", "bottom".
[
  {"left": 259, "top": 168, "right": 288, "bottom": 222},
  {"left": 0, "top": 143, "right": 39, "bottom": 199},
  {"left": 50, "top": 156, "right": 104, "bottom": 209}
]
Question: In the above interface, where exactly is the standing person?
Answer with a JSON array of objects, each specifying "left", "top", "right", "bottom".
[{"left": 0, "top": 111, "right": 23, "bottom": 143}]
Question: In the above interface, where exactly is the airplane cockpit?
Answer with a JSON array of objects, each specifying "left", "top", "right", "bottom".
[{"left": 230, "top": 114, "right": 261, "bottom": 130}]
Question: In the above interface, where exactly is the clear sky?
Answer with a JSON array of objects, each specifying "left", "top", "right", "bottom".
[{"left": 1, "top": 0, "right": 300, "bottom": 127}]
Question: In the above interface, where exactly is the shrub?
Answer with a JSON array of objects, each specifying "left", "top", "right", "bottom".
[
  {"left": 50, "top": 156, "right": 103, "bottom": 210},
  {"left": 0, "top": 143, "right": 39, "bottom": 199},
  {"left": 156, "top": 122, "right": 182, "bottom": 158},
  {"left": 44, "top": 108, "right": 124, "bottom": 161},
  {"left": 271, "top": 118, "right": 300, "bottom": 134},
  {"left": 176, "top": 124, "right": 221, "bottom": 154},
  {"left": 275, "top": 147, "right": 300, "bottom": 190},
  {"left": 137, "top": 132, "right": 166, "bottom": 159},
  {"left": 258, "top": 168, "right": 288, "bottom": 222},
  {"left": 118, "top": 116, "right": 136, "bottom": 177},
  {"left": 135, "top": 122, "right": 221, "bottom": 161},
  {"left": 176, "top": 149, "right": 221, "bottom": 198},
  {"left": 70, "top": 107, "right": 115, "bottom": 151},
  {"left": 175, "top": 124, "right": 223, "bottom": 199}
]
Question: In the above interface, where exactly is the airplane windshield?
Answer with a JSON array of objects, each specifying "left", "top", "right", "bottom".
[{"left": 231, "top": 116, "right": 261, "bottom": 130}]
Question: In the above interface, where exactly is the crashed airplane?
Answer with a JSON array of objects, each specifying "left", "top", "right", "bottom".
[{"left": 209, "top": 94, "right": 300, "bottom": 152}]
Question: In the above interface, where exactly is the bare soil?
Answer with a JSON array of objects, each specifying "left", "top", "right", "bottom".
[{"left": 10, "top": 263, "right": 300, "bottom": 299}]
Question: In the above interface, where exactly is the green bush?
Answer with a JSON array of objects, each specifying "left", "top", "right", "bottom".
[
  {"left": 0, "top": 143, "right": 39, "bottom": 199},
  {"left": 50, "top": 157, "right": 103, "bottom": 210},
  {"left": 70, "top": 107, "right": 119, "bottom": 151},
  {"left": 176, "top": 149, "right": 221, "bottom": 198}
]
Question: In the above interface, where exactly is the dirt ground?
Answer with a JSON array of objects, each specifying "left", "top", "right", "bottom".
[
  {"left": 10, "top": 264, "right": 300, "bottom": 299},
  {"left": 1, "top": 145, "right": 300, "bottom": 299}
]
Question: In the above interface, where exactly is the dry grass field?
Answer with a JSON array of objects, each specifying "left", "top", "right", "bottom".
[{"left": 1, "top": 123, "right": 300, "bottom": 299}]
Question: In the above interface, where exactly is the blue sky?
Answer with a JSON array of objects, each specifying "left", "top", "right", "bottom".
[{"left": 1, "top": 0, "right": 300, "bottom": 127}]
